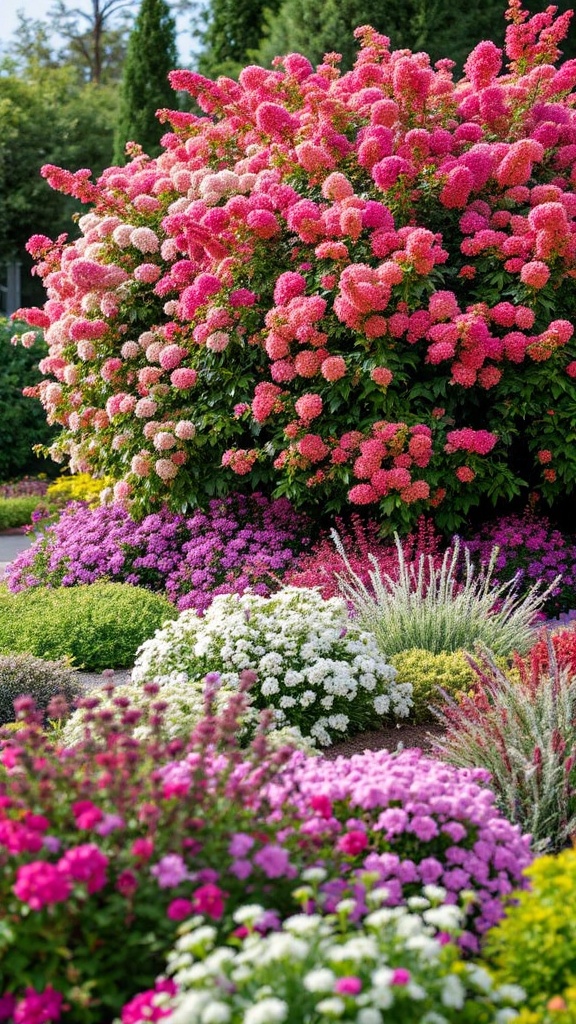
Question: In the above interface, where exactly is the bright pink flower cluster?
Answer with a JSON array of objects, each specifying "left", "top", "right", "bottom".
[{"left": 13, "top": 0, "right": 576, "bottom": 530}]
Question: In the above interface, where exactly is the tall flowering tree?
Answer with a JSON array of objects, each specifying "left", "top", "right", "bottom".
[{"left": 15, "top": 0, "right": 576, "bottom": 531}]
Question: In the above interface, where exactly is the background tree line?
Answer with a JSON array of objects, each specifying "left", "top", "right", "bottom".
[{"left": 1, "top": 0, "right": 574, "bottom": 307}]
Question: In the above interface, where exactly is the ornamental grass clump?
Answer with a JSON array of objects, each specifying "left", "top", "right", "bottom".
[
  {"left": 124, "top": 890, "right": 524, "bottom": 1024},
  {"left": 13, "top": 1, "right": 576, "bottom": 533},
  {"left": 132, "top": 586, "right": 412, "bottom": 746},
  {"left": 433, "top": 646, "right": 576, "bottom": 851},
  {"left": 335, "top": 533, "right": 554, "bottom": 657}
]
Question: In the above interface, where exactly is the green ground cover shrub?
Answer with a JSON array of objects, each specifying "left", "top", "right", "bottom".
[
  {"left": 390, "top": 647, "right": 477, "bottom": 721},
  {"left": 485, "top": 848, "right": 576, "bottom": 1022},
  {"left": 0, "top": 496, "right": 42, "bottom": 530},
  {"left": 0, "top": 582, "right": 176, "bottom": 671}
]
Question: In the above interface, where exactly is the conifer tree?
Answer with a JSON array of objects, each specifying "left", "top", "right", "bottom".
[
  {"left": 113, "top": 0, "right": 177, "bottom": 163},
  {"left": 197, "top": 0, "right": 282, "bottom": 79}
]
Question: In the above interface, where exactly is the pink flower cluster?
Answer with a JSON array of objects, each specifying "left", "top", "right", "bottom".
[{"left": 13, "top": 0, "right": 576, "bottom": 528}]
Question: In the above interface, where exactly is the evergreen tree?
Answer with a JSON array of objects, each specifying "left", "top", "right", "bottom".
[
  {"left": 255, "top": 0, "right": 575, "bottom": 74},
  {"left": 113, "top": 0, "right": 178, "bottom": 163},
  {"left": 197, "top": 0, "right": 282, "bottom": 78}
]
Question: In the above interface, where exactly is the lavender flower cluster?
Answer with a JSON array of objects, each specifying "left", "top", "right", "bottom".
[
  {"left": 272, "top": 748, "right": 532, "bottom": 949},
  {"left": 462, "top": 513, "right": 576, "bottom": 619},
  {"left": 6, "top": 493, "right": 309, "bottom": 614}
]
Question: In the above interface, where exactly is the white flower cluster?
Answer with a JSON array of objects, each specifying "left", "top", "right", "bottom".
[
  {"left": 133, "top": 587, "right": 412, "bottom": 745},
  {"left": 61, "top": 675, "right": 317, "bottom": 755},
  {"left": 148, "top": 888, "right": 524, "bottom": 1024}
]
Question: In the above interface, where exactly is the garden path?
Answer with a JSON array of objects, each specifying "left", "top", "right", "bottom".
[{"left": 0, "top": 532, "right": 31, "bottom": 576}]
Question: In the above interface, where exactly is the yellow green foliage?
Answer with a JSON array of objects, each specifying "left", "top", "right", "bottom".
[
  {"left": 485, "top": 848, "right": 576, "bottom": 1021},
  {"left": 390, "top": 647, "right": 476, "bottom": 721},
  {"left": 46, "top": 473, "right": 113, "bottom": 507}
]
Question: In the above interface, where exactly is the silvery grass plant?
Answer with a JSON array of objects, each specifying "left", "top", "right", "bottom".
[
  {"left": 120, "top": 887, "right": 524, "bottom": 1024},
  {"left": 333, "top": 533, "right": 557, "bottom": 657},
  {"left": 433, "top": 646, "right": 576, "bottom": 852}
]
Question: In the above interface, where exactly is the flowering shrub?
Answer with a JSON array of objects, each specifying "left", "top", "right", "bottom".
[
  {"left": 286, "top": 514, "right": 443, "bottom": 598},
  {"left": 335, "top": 534, "right": 552, "bottom": 657},
  {"left": 434, "top": 649, "right": 576, "bottom": 851},
  {"left": 485, "top": 848, "right": 576, "bottom": 1022},
  {"left": 14, "top": 1, "right": 576, "bottom": 531},
  {"left": 132, "top": 587, "right": 412, "bottom": 745},
  {"left": 6, "top": 492, "right": 308, "bottom": 614},
  {"left": 463, "top": 513, "right": 576, "bottom": 618},
  {"left": 271, "top": 747, "right": 532, "bottom": 948},
  {"left": 125, "top": 891, "right": 524, "bottom": 1024},
  {"left": 390, "top": 648, "right": 477, "bottom": 721}
]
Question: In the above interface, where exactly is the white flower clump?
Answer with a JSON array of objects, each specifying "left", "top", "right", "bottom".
[
  {"left": 146, "top": 891, "right": 525, "bottom": 1024},
  {"left": 61, "top": 676, "right": 317, "bottom": 754},
  {"left": 133, "top": 587, "right": 412, "bottom": 745}
]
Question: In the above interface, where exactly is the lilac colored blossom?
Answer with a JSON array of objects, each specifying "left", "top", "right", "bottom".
[
  {"left": 252, "top": 844, "right": 292, "bottom": 879},
  {"left": 7, "top": 492, "right": 309, "bottom": 615},
  {"left": 461, "top": 513, "right": 576, "bottom": 618},
  {"left": 150, "top": 853, "right": 190, "bottom": 889}
]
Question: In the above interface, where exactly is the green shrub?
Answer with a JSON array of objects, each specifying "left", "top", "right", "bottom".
[
  {"left": 0, "top": 652, "right": 81, "bottom": 725},
  {"left": 0, "top": 496, "right": 42, "bottom": 530},
  {"left": 390, "top": 648, "right": 477, "bottom": 722},
  {"left": 0, "top": 318, "right": 57, "bottom": 480},
  {"left": 484, "top": 848, "right": 576, "bottom": 1021},
  {"left": 0, "top": 582, "right": 176, "bottom": 671}
]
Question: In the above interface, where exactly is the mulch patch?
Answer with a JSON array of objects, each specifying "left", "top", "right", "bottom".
[{"left": 326, "top": 722, "right": 446, "bottom": 759}]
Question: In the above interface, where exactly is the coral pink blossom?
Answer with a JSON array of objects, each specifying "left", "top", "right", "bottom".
[
  {"left": 295, "top": 393, "right": 323, "bottom": 422},
  {"left": 170, "top": 368, "right": 197, "bottom": 389}
]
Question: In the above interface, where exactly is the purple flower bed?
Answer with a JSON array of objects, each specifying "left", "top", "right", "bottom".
[
  {"left": 461, "top": 513, "right": 576, "bottom": 619},
  {"left": 6, "top": 493, "right": 310, "bottom": 614},
  {"left": 269, "top": 747, "right": 533, "bottom": 950}
]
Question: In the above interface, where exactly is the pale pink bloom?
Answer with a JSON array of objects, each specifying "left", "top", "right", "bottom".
[
  {"left": 135, "top": 398, "right": 158, "bottom": 418},
  {"left": 130, "top": 227, "right": 160, "bottom": 254},
  {"left": 175, "top": 420, "right": 196, "bottom": 440},
  {"left": 155, "top": 458, "right": 178, "bottom": 481}
]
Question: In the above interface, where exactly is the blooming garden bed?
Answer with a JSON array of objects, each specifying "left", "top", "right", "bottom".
[{"left": 2, "top": 0, "right": 576, "bottom": 1020}]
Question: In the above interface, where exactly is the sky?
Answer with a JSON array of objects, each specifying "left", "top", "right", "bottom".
[{"left": 0, "top": 0, "right": 199, "bottom": 64}]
